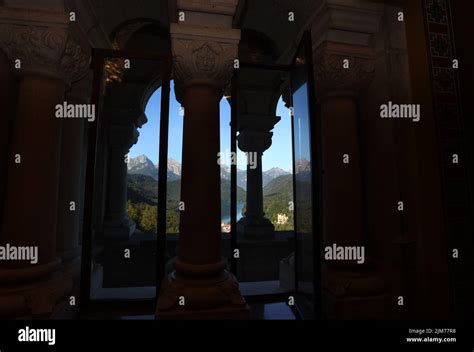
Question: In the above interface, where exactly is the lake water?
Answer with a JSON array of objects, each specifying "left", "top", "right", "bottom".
[{"left": 222, "top": 202, "right": 245, "bottom": 224}]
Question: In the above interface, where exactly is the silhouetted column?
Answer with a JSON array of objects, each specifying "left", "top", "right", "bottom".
[
  {"left": 234, "top": 67, "right": 285, "bottom": 240},
  {"left": 156, "top": 5, "right": 248, "bottom": 318},
  {"left": 315, "top": 70, "right": 366, "bottom": 247},
  {"left": 103, "top": 124, "right": 138, "bottom": 241},
  {"left": 2, "top": 75, "right": 66, "bottom": 264},
  {"left": 178, "top": 85, "right": 222, "bottom": 264},
  {"left": 0, "top": 10, "right": 89, "bottom": 318},
  {"left": 237, "top": 115, "right": 280, "bottom": 239},
  {"left": 311, "top": 1, "right": 387, "bottom": 319},
  {"left": 244, "top": 151, "right": 264, "bottom": 221}
]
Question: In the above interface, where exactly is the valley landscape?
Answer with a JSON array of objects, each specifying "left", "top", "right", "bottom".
[{"left": 126, "top": 155, "right": 296, "bottom": 233}]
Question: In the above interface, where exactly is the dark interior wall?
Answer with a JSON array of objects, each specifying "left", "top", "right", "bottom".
[
  {"left": 401, "top": 0, "right": 474, "bottom": 319},
  {"left": 404, "top": 0, "right": 452, "bottom": 319},
  {"left": 449, "top": 0, "right": 474, "bottom": 320},
  {"left": 450, "top": 0, "right": 474, "bottom": 214}
]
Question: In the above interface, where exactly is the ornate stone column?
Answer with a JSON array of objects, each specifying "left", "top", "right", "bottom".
[
  {"left": 237, "top": 114, "right": 280, "bottom": 239},
  {"left": 234, "top": 67, "right": 284, "bottom": 240},
  {"left": 0, "top": 7, "right": 89, "bottom": 318},
  {"left": 103, "top": 123, "right": 138, "bottom": 241},
  {"left": 315, "top": 42, "right": 375, "bottom": 248},
  {"left": 156, "top": 0, "right": 248, "bottom": 319},
  {"left": 311, "top": 1, "right": 388, "bottom": 319}
]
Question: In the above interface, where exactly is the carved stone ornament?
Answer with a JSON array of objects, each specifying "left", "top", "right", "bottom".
[
  {"left": 157, "top": 259, "right": 247, "bottom": 311},
  {"left": 0, "top": 23, "right": 90, "bottom": 84},
  {"left": 237, "top": 114, "right": 281, "bottom": 153},
  {"left": 171, "top": 24, "right": 240, "bottom": 101},
  {"left": 108, "top": 124, "right": 140, "bottom": 152},
  {"left": 313, "top": 43, "right": 376, "bottom": 98}
]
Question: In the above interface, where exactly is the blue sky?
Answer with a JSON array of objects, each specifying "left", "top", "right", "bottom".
[
  {"left": 129, "top": 81, "right": 294, "bottom": 172},
  {"left": 293, "top": 82, "right": 312, "bottom": 165}
]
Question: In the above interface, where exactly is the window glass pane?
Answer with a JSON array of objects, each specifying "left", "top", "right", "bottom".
[
  {"left": 291, "top": 41, "right": 316, "bottom": 317},
  {"left": 220, "top": 96, "right": 233, "bottom": 266}
]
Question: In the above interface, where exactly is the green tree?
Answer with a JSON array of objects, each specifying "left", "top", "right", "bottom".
[
  {"left": 140, "top": 204, "right": 157, "bottom": 233},
  {"left": 127, "top": 200, "right": 140, "bottom": 224}
]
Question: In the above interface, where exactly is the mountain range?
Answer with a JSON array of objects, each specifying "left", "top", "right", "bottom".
[
  {"left": 127, "top": 171, "right": 294, "bottom": 231},
  {"left": 127, "top": 155, "right": 291, "bottom": 187},
  {"left": 127, "top": 155, "right": 181, "bottom": 181},
  {"left": 127, "top": 173, "right": 246, "bottom": 220},
  {"left": 127, "top": 156, "right": 307, "bottom": 233}
]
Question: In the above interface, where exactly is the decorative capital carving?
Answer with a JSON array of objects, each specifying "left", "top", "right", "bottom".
[
  {"left": 313, "top": 42, "right": 376, "bottom": 97},
  {"left": 106, "top": 107, "right": 145, "bottom": 128},
  {"left": 237, "top": 114, "right": 281, "bottom": 153},
  {"left": 0, "top": 8, "right": 90, "bottom": 84},
  {"left": 108, "top": 124, "right": 139, "bottom": 153},
  {"left": 308, "top": 0, "right": 383, "bottom": 98},
  {"left": 171, "top": 24, "right": 240, "bottom": 102}
]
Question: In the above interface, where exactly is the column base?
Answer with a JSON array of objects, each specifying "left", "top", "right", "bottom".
[
  {"left": 322, "top": 263, "right": 391, "bottom": 319},
  {"left": 0, "top": 260, "right": 73, "bottom": 318},
  {"left": 156, "top": 259, "right": 249, "bottom": 320},
  {"left": 237, "top": 216, "right": 275, "bottom": 240}
]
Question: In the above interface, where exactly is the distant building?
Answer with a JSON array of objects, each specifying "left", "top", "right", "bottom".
[
  {"left": 221, "top": 222, "right": 231, "bottom": 233},
  {"left": 276, "top": 213, "right": 289, "bottom": 225}
]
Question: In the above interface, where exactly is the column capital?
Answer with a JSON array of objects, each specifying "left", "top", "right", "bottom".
[
  {"left": 171, "top": 23, "right": 240, "bottom": 102},
  {"left": 313, "top": 42, "right": 376, "bottom": 97},
  {"left": 106, "top": 107, "right": 147, "bottom": 129},
  {"left": 309, "top": 0, "right": 383, "bottom": 98},
  {"left": 237, "top": 114, "right": 281, "bottom": 153},
  {"left": 0, "top": 7, "right": 90, "bottom": 84},
  {"left": 108, "top": 124, "right": 139, "bottom": 153}
]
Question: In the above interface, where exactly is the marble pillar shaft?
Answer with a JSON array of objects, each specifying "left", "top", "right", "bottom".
[
  {"left": 236, "top": 116, "right": 278, "bottom": 239},
  {"left": 179, "top": 84, "right": 221, "bottom": 265},
  {"left": 320, "top": 95, "right": 364, "bottom": 246},
  {"left": 1, "top": 74, "right": 65, "bottom": 267},
  {"left": 157, "top": 11, "right": 247, "bottom": 317},
  {"left": 245, "top": 151, "right": 263, "bottom": 219}
]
